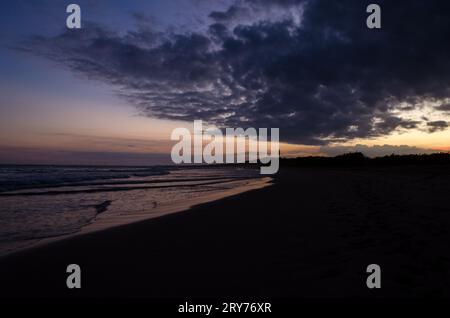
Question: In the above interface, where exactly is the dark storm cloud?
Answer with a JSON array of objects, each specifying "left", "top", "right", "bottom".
[
  {"left": 437, "top": 103, "right": 450, "bottom": 111},
  {"left": 209, "top": 5, "right": 247, "bottom": 22},
  {"left": 17, "top": 0, "right": 450, "bottom": 144},
  {"left": 427, "top": 120, "right": 449, "bottom": 133}
]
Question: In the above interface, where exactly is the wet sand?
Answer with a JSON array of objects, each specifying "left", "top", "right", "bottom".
[
  {"left": 0, "top": 177, "right": 271, "bottom": 257},
  {"left": 0, "top": 166, "right": 449, "bottom": 299}
]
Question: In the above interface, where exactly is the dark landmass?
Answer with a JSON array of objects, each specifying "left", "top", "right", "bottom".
[{"left": 281, "top": 152, "right": 450, "bottom": 167}]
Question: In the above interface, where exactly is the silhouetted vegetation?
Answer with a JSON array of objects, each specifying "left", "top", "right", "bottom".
[{"left": 281, "top": 152, "right": 450, "bottom": 167}]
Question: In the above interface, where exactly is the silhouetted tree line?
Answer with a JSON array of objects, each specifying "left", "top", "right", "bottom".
[{"left": 281, "top": 152, "right": 450, "bottom": 167}]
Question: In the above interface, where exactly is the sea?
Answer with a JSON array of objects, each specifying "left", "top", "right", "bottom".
[{"left": 0, "top": 165, "right": 270, "bottom": 256}]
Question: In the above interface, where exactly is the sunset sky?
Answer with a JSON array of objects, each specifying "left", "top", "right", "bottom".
[{"left": 1, "top": 0, "right": 450, "bottom": 165}]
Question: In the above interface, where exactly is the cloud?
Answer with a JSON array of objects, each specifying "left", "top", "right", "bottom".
[
  {"left": 15, "top": 0, "right": 450, "bottom": 145},
  {"left": 320, "top": 144, "right": 436, "bottom": 158},
  {"left": 437, "top": 103, "right": 450, "bottom": 111},
  {"left": 209, "top": 5, "right": 248, "bottom": 22},
  {"left": 427, "top": 120, "right": 449, "bottom": 133},
  {"left": 0, "top": 146, "right": 172, "bottom": 165},
  {"left": 40, "top": 132, "right": 173, "bottom": 153}
]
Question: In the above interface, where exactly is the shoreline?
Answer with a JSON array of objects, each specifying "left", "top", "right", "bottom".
[{"left": 0, "top": 177, "right": 273, "bottom": 258}]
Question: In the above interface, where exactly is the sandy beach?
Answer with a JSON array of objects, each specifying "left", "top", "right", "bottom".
[
  {"left": 0, "top": 166, "right": 269, "bottom": 256},
  {"left": 1, "top": 165, "right": 449, "bottom": 300}
]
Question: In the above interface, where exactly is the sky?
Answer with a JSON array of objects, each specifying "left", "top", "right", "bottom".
[{"left": 1, "top": 0, "right": 450, "bottom": 165}]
